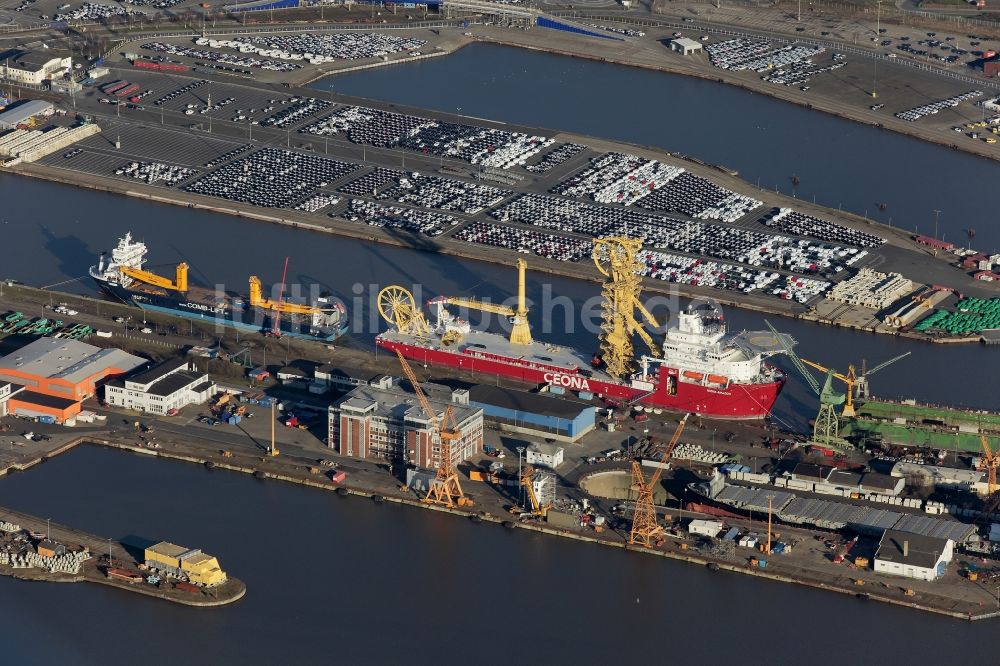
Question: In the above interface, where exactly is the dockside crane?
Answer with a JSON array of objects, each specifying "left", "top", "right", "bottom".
[
  {"left": 766, "top": 321, "right": 849, "bottom": 450},
  {"left": 519, "top": 465, "right": 550, "bottom": 518},
  {"left": 628, "top": 413, "right": 689, "bottom": 548},
  {"left": 394, "top": 349, "right": 472, "bottom": 508},
  {"left": 593, "top": 237, "right": 662, "bottom": 379},
  {"left": 979, "top": 435, "right": 998, "bottom": 497},
  {"left": 801, "top": 352, "right": 910, "bottom": 417},
  {"left": 440, "top": 258, "right": 532, "bottom": 345}
]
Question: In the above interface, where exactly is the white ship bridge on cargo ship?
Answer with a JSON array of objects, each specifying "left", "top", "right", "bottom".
[{"left": 89, "top": 232, "right": 146, "bottom": 287}]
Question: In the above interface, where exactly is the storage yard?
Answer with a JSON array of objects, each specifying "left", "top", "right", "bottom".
[{"left": 2, "top": 62, "right": 989, "bottom": 334}]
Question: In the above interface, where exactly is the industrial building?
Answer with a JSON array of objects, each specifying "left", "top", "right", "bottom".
[
  {"left": 328, "top": 376, "right": 483, "bottom": 470},
  {"left": 0, "top": 100, "right": 53, "bottom": 130},
  {"left": 670, "top": 38, "right": 704, "bottom": 55},
  {"left": 144, "top": 541, "right": 227, "bottom": 586},
  {"left": 873, "top": 529, "right": 953, "bottom": 581},
  {"left": 104, "top": 358, "right": 215, "bottom": 415},
  {"left": 0, "top": 381, "right": 24, "bottom": 417},
  {"left": 0, "top": 51, "right": 72, "bottom": 85},
  {"left": 789, "top": 462, "right": 904, "bottom": 496},
  {"left": 467, "top": 385, "right": 595, "bottom": 442},
  {"left": 0, "top": 337, "right": 144, "bottom": 423},
  {"left": 36, "top": 539, "right": 66, "bottom": 558},
  {"left": 688, "top": 519, "right": 724, "bottom": 537},
  {"left": 526, "top": 442, "right": 565, "bottom": 469}
]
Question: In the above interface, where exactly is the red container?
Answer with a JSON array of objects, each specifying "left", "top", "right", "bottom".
[
  {"left": 115, "top": 84, "right": 141, "bottom": 97},
  {"left": 329, "top": 470, "right": 346, "bottom": 484},
  {"left": 131, "top": 59, "right": 160, "bottom": 70},
  {"left": 174, "top": 581, "right": 200, "bottom": 594}
]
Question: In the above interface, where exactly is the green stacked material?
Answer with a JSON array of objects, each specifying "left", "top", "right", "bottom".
[
  {"left": 914, "top": 297, "right": 1000, "bottom": 335},
  {"left": 858, "top": 399, "right": 1000, "bottom": 429}
]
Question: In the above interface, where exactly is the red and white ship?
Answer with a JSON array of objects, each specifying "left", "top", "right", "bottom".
[{"left": 376, "top": 243, "right": 792, "bottom": 419}]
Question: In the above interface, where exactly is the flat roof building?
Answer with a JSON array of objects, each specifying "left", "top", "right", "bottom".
[
  {"left": 670, "top": 38, "right": 704, "bottom": 55},
  {"left": 0, "top": 100, "right": 54, "bottom": 130},
  {"left": 874, "top": 529, "right": 953, "bottom": 581},
  {"left": 468, "top": 384, "right": 595, "bottom": 442},
  {"left": 526, "top": 442, "right": 565, "bottom": 469},
  {"left": 104, "top": 358, "right": 215, "bottom": 415},
  {"left": 0, "top": 50, "right": 72, "bottom": 86},
  {"left": 329, "top": 377, "right": 483, "bottom": 470},
  {"left": 144, "top": 541, "right": 227, "bottom": 587},
  {"left": 0, "top": 337, "right": 144, "bottom": 422}
]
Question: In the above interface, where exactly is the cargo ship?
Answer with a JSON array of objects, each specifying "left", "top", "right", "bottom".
[
  {"left": 376, "top": 247, "right": 792, "bottom": 419},
  {"left": 90, "top": 233, "right": 348, "bottom": 342}
]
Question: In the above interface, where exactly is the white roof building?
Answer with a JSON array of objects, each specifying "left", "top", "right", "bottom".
[{"left": 670, "top": 38, "right": 704, "bottom": 56}]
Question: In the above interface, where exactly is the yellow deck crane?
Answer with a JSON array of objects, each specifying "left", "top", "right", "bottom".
[
  {"left": 119, "top": 262, "right": 188, "bottom": 292},
  {"left": 628, "top": 413, "right": 689, "bottom": 547},
  {"left": 377, "top": 285, "right": 430, "bottom": 336},
  {"left": 248, "top": 276, "right": 322, "bottom": 315},
  {"left": 801, "top": 353, "right": 910, "bottom": 417},
  {"left": 441, "top": 258, "right": 532, "bottom": 345},
  {"left": 394, "top": 349, "right": 472, "bottom": 508},
  {"left": 593, "top": 237, "right": 661, "bottom": 379}
]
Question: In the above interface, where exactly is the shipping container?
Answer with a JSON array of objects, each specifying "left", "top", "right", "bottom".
[
  {"left": 37, "top": 415, "right": 56, "bottom": 424},
  {"left": 329, "top": 470, "right": 346, "bottom": 484},
  {"left": 115, "top": 84, "right": 141, "bottom": 98}
]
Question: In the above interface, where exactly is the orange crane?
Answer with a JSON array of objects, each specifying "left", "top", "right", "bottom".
[
  {"left": 394, "top": 349, "right": 472, "bottom": 508},
  {"left": 119, "top": 262, "right": 188, "bottom": 292},
  {"left": 979, "top": 435, "right": 998, "bottom": 497},
  {"left": 628, "top": 413, "right": 689, "bottom": 547}
]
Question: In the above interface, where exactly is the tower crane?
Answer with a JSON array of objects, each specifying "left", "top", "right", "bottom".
[
  {"left": 629, "top": 414, "right": 689, "bottom": 547},
  {"left": 519, "top": 465, "right": 550, "bottom": 517},
  {"left": 593, "top": 237, "right": 662, "bottom": 379},
  {"left": 394, "top": 349, "right": 472, "bottom": 508},
  {"left": 118, "top": 262, "right": 188, "bottom": 292},
  {"left": 766, "top": 321, "right": 849, "bottom": 450},
  {"left": 440, "top": 258, "right": 532, "bottom": 345},
  {"left": 801, "top": 352, "right": 910, "bottom": 417}
]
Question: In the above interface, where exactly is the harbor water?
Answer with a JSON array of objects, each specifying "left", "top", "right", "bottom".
[
  {"left": 318, "top": 43, "right": 1000, "bottom": 251},
  {"left": 0, "top": 444, "right": 995, "bottom": 665}
]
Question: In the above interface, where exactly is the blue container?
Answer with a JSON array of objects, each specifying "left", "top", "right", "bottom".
[
  {"left": 38, "top": 415, "right": 56, "bottom": 425},
  {"left": 578, "top": 391, "right": 593, "bottom": 401},
  {"left": 757, "top": 559, "right": 768, "bottom": 569},
  {"left": 549, "top": 386, "right": 565, "bottom": 396}
]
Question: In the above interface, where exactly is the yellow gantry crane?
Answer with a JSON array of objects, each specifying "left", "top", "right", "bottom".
[
  {"left": 442, "top": 258, "right": 532, "bottom": 345},
  {"left": 979, "top": 435, "right": 998, "bottom": 497},
  {"left": 629, "top": 414, "right": 689, "bottom": 548},
  {"left": 801, "top": 352, "right": 910, "bottom": 418},
  {"left": 593, "top": 237, "right": 661, "bottom": 379},
  {"left": 119, "top": 262, "right": 188, "bottom": 292},
  {"left": 394, "top": 349, "right": 472, "bottom": 508}
]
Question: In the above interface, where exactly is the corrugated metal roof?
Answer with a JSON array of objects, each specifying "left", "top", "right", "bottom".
[{"left": 0, "top": 100, "right": 53, "bottom": 126}]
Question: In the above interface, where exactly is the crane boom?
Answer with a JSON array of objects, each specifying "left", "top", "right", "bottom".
[
  {"left": 802, "top": 359, "right": 851, "bottom": 385},
  {"left": 766, "top": 320, "right": 819, "bottom": 396},
  {"left": 443, "top": 297, "right": 515, "bottom": 318},
  {"left": 865, "top": 351, "right": 911, "bottom": 376},
  {"left": 119, "top": 263, "right": 188, "bottom": 292},
  {"left": 441, "top": 258, "right": 532, "bottom": 345}
]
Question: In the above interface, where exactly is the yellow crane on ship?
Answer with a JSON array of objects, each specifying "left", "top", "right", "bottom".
[
  {"left": 593, "top": 237, "right": 662, "bottom": 379},
  {"left": 629, "top": 414, "right": 689, "bottom": 548},
  {"left": 119, "top": 262, "right": 189, "bottom": 292},
  {"left": 248, "top": 275, "right": 322, "bottom": 315},
  {"left": 377, "top": 285, "right": 430, "bottom": 337},
  {"left": 394, "top": 349, "right": 472, "bottom": 508},
  {"left": 440, "top": 258, "right": 532, "bottom": 346}
]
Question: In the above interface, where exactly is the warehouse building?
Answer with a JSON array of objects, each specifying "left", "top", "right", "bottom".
[
  {"left": 873, "top": 529, "right": 953, "bottom": 581},
  {"left": 0, "top": 337, "right": 144, "bottom": 422},
  {"left": 0, "top": 50, "right": 72, "bottom": 85},
  {"left": 104, "top": 358, "right": 215, "bottom": 415},
  {"left": 468, "top": 385, "right": 595, "bottom": 442},
  {"left": 144, "top": 541, "right": 227, "bottom": 587},
  {"left": 0, "top": 381, "right": 24, "bottom": 417},
  {"left": 0, "top": 100, "right": 54, "bottom": 130},
  {"left": 328, "top": 376, "right": 483, "bottom": 470}
]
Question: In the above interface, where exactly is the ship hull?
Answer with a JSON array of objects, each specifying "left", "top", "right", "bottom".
[
  {"left": 95, "top": 279, "right": 348, "bottom": 342},
  {"left": 378, "top": 336, "right": 782, "bottom": 419}
]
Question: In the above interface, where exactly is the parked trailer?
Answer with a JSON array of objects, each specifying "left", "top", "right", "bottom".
[
  {"left": 101, "top": 80, "right": 129, "bottom": 94},
  {"left": 114, "top": 84, "right": 141, "bottom": 98}
]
